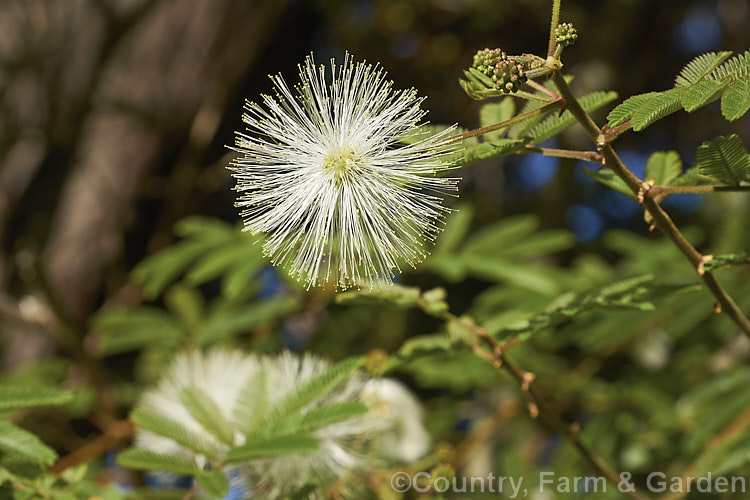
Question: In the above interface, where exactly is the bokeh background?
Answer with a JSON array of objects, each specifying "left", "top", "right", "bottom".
[{"left": 2, "top": 0, "right": 750, "bottom": 497}]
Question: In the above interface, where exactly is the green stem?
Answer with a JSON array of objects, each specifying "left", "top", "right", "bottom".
[
  {"left": 521, "top": 146, "right": 602, "bottom": 163},
  {"left": 650, "top": 185, "right": 750, "bottom": 196},
  {"left": 445, "top": 100, "right": 562, "bottom": 143},
  {"left": 552, "top": 71, "right": 750, "bottom": 337},
  {"left": 549, "top": 0, "right": 562, "bottom": 56}
]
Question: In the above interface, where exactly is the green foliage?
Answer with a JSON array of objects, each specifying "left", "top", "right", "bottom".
[
  {"left": 224, "top": 435, "right": 320, "bottom": 463},
  {"left": 479, "top": 98, "right": 515, "bottom": 140},
  {"left": 709, "top": 49, "right": 750, "bottom": 81},
  {"left": 606, "top": 92, "right": 660, "bottom": 128},
  {"left": 116, "top": 449, "right": 199, "bottom": 475},
  {"left": 696, "top": 134, "right": 750, "bottom": 186},
  {"left": 131, "top": 407, "right": 219, "bottom": 457},
  {"left": 0, "top": 420, "right": 57, "bottom": 466},
  {"left": 263, "top": 357, "right": 365, "bottom": 423},
  {"left": 582, "top": 167, "right": 636, "bottom": 199},
  {"left": 268, "top": 401, "right": 368, "bottom": 437},
  {"left": 529, "top": 91, "right": 617, "bottom": 143},
  {"left": 131, "top": 217, "right": 268, "bottom": 300},
  {"left": 630, "top": 87, "right": 684, "bottom": 131},
  {"left": 0, "top": 386, "right": 72, "bottom": 411},
  {"left": 721, "top": 76, "right": 750, "bottom": 121},
  {"left": 93, "top": 307, "right": 184, "bottom": 356},
  {"left": 196, "top": 468, "right": 230, "bottom": 499},
  {"left": 485, "top": 274, "right": 694, "bottom": 343},
  {"left": 644, "top": 151, "right": 682, "bottom": 186},
  {"left": 680, "top": 80, "right": 727, "bottom": 112},
  {"left": 674, "top": 51, "right": 733, "bottom": 87},
  {"left": 702, "top": 252, "right": 750, "bottom": 272},
  {"left": 608, "top": 49, "right": 750, "bottom": 130},
  {"left": 446, "top": 138, "right": 529, "bottom": 166},
  {"left": 179, "top": 388, "right": 235, "bottom": 445}
]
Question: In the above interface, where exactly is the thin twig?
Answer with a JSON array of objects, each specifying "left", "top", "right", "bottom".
[
  {"left": 183, "top": 482, "right": 201, "bottom": 500},
  {"left": 551, "top": 71, "right": 750, "bottom": 336},
  {"left": 48, "top": 419, "right": 134, "bottom": 475},
  {"left": 527, "top": 79, "right": 561, "bottom": 100},
  {"left": 649, "top": 185, "right": 750, "bottom": 196},
  {"left": 521, "top": 145, "right": 602, "bottom": 163}
]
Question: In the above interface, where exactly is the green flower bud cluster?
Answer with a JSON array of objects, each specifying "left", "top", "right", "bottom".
[
  {"left": 472, "top": 48, "right": 528, "bottom": 94},
  {"left": 555, "top": 23, "right": 578, "bottom": 47}
]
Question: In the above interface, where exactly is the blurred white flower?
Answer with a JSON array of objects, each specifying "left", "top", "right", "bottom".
[
  {"left": 135, "top": 349, "right": 261, "bottom": 467},
  {"left": 363, "top": 378, "right": 431, "bottom": 463},
  {"left": 228, "top": 53, "right": 458, "bottom": 289},
  {"left": 134, "top": 350, "right": 431, "bottom": 499}
]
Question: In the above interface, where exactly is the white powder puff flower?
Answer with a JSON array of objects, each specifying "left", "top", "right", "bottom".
[
  {"left": 135, "top": 350, "right": 432, "bottom": 499},
  {"left": 362, "top": 378, "right": 431, "bottom": 463},
  {"left": 228, "top": 54, "right": 459, "bottom": 289}
]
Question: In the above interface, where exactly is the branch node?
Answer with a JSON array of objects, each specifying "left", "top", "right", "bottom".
[
  {"left": 521, "top": 371, "right": 536, "bottom": 391},
  {"left": 570, "top": 421, "right": 581, "bottom": 436},
  {"left": 527, "top": 402, "right": 539, "bottom": 419},
  {"left": 698, "top": 254, "right": 714, "bottom": 276},
  {"left": 637, "top": 179, "right": 655, "bottom": 204}
]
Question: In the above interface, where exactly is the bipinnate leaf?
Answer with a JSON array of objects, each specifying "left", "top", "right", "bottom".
[
  {"left": 233, "top": 371, "right": 269, "bottom": 436},
  {"left": 721, "top": 76, "right": 750, "bottom": 121},
  {"left": 607, "top": 92, "right": 659, "bottom": 128},
  {"left": 93, "top": 307, "right": 184, "bottom": 356},
  {"left": 117, "top": 448, "right": 199, "bottom": 475},
  {"left": 131, "top": 407, "right": 218, "bottom": 457},
  {"left": 631, "top": 87, "right": 684, "bottom": 131},
  {"left": 702, "top": 252, "right": 750, "bottom": 272},
  {"left": 710, "top": 50, "right": 750, "bottom": 81},
  {"left": 675, "top": 51, "right": 733, "bottom": 87},
  {"left": 645, "top": 151, "right": 683, "bottom": 186},
  {"left": 268, "top": 401, "right": 368, "bottom": 437},
  {"left": 264, "top": 357, "right": 366, "bottom": 423},
  {"left": 225, "top": 434, "right": 319, "bottom": 463},
  {"left": 479, "top": 98, "right": 516, "bottom": 140},
  {"left": 669, "top": 167, "right": 712, "bottom": 187},
  {"left": 696, "top": 134, "right": 750, "bottom": 186},
  {"left": 0, "top": 421, "right": 58, "bottom": 466},
  {"left": 179, "top": 387, "right": 235, "bottom": 445},
  {"left": 581, "top": 168, "right": 636, "bottom": 200},
  {"left": 681, "top": 80, "right": 727, "bottom": 112},
  {"left": 0, "top": 386, "right": 72, "bottom": 411}
]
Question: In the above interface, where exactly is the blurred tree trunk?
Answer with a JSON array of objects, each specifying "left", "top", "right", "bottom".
[{"left": 0, "top": 0, "right": 288, "bottom": 325}]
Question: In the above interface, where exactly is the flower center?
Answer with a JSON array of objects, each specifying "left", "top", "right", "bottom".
[{"left": 323, "top": 148, "right": 361, "bottom": 183}]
